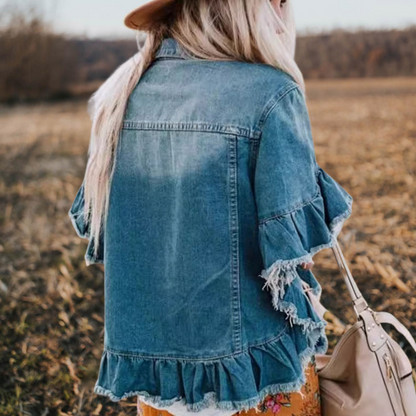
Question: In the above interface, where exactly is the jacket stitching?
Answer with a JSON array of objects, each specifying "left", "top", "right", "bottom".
[
  {"left": 154, "top": 53, "right": 186, "bottom": 60},
  {"left": 257, "top": 83, "right": 300, "bottom": 132},
  {"left": 122, "top": 121, "right": 261, "bottom": 140},
  {"left": 102, "top": 324, "right": 288, "bottom": 361},
  {"left": 228, "top": 136, "right": 242, "bottom": 352},
  {"left": 258, "top": 188, "right": 322, "bottom": 225},
  {"left": 249, "top": 138, "right": 261, "bottom": 190}
]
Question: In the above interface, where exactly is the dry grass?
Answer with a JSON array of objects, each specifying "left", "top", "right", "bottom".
[{"left": 0, "top": 78, "right": 415, "bottom": 414}]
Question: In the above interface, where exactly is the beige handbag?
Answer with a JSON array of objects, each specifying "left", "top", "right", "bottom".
[{"left": 316, "top": 239, "right": 416, "bottom": 416}]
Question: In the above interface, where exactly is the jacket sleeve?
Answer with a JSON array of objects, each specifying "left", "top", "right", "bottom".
[
  {"left": 68, "top": 178, "right": 104, "bottom": 266},
  {"left": 254, "top": 84, "right": 353, "bottom": 301}
]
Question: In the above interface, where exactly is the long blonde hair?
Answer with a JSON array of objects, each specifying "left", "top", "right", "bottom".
[{"left": 83, "top": 0, "right": 304, "bottom": 260}]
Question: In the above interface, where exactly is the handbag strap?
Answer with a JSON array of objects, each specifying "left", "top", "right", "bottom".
[
  {"left": 332, "top": 238, "right": 416, "bottom": 349},
  {"left": 331, "top": 238, "right": 369, "bottom": 316},
  {"left": 377, "top": 311, "right": 416, "bottom": 354}
]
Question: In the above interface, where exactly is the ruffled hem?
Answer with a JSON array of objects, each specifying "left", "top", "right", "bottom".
[
  {"left": 93, "top": 326, "right": 319, "bottom": 411},
  {"left": 257, "top": 166, "right": 352, "bottom": 364}
]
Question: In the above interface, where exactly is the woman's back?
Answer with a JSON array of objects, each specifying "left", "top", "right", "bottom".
[
  {"left": 105, "top": 36, "right": 303, "bottom": 356},
  {"left": 69, "top": 36, "right": 353, "bottom": 411}
]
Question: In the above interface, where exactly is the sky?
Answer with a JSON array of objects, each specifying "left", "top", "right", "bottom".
[{"left": 4, "top": 0, "right": 416, "bottom": 39}]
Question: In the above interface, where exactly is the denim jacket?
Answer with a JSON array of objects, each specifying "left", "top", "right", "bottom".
[{"left": 68, "top": 37, "right": 353, "bottom": 412}]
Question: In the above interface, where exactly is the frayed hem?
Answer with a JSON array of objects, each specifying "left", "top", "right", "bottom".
[
  {"left": 273, "top": 298, "right": 328, "bottom": 355},
  {"left": 94, "top": 374, "right": 308, "bottom": 412},
  {"left": 329, "top": 197, "right": 353, "bottom": 238},
  {"left": 258, "top": 228, "right": 343, "bottom": 298},
  {"left": 259, "top": 203, "right": 352, "bottom": 303},
  {"left": 257, "top": 206, "right": 350, "bottom": 364},
  {"left": 93, "top": 321, "right": 321, "bottom": 411}
]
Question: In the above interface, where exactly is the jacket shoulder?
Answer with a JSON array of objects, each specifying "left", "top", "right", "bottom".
[
  {"left": 222, "top": 60, "right": 297, "bottom": 93},
  {"left": 242, "top": 64, "right": 301, "bottom": 123},
  {"left": 197, "top": 60, "right": 301, "bottom": 126},
  {"left": 227, "top": 61, "right": 297, "bottom": 92},
  {"left": 127, "top": 57, "right": 300, "bottom": 133}
]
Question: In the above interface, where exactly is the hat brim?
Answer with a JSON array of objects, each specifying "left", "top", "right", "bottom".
[{"left": 124, "top": 0, "right": 177, "bottom": 31}]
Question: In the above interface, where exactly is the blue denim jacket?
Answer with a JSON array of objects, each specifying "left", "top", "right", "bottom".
[{"left": 68, "top": 37, "right": 353, "bottom": 412}]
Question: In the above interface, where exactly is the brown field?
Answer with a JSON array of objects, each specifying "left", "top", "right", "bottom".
[{"left": 1, "top": 77, "right": 416, "bottom": 415}]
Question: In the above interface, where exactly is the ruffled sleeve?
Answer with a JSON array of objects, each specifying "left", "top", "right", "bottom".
[
  {"left": 254, "top": 84, "right": 353, "bottom": 353},
  {"left": 68, "top": 179, "right": 104, "bottom": 266},
  {"left": 258, "top": 166, "right": 353, "bottom": 280}
]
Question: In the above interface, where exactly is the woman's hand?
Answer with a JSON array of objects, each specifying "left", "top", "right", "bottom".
[{"left": 301, "top": 261, "right": 314, "bottom": 270}]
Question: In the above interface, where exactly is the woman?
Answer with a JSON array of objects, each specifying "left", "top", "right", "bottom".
[{"left": 68, "top": 0, "right": 353, "bottom": 415}]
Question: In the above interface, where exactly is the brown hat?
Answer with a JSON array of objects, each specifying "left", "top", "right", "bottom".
[{"left": 124, "top": 0, "right": 177, "bottom": 31}]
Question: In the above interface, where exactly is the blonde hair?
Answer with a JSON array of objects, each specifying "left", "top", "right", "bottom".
[{"left": 83, "top": 0, "right": 304, "bottom": 261}]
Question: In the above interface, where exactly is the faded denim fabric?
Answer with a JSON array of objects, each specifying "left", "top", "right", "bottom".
[{"left": 68, "top": 37, "right": 353, "bottom": 412}]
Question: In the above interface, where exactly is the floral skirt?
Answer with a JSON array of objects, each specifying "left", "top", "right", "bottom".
[{"left": 137, "top": 356, "right": 321, "bottom": 416}]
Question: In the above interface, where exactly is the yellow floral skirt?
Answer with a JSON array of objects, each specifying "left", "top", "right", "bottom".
[{"left": 137, "top": 356, "right": 321, "bottom": 416}]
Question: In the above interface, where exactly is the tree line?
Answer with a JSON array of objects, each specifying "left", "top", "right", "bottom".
[
  {"left": 296, "top": 28, "right": 416, "bottom": 79},
  {"left": 1, "top": 5, "right": 415, "bottom": 103}
]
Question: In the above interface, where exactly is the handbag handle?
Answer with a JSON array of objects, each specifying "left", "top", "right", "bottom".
[
  {"left": 332, "top": 238, "right": 416, "bottom": 347},
  {"left": 331, "top": 238, "right": 369, "bottom": 316}
]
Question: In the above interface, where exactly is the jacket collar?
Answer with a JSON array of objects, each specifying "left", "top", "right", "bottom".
[{"left": 154, "top": 37, "right": 190, "bottom": 60}]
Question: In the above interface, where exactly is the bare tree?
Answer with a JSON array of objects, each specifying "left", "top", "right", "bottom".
[{"left": 0, "top": 1, "right": 80, "bottom": 102}]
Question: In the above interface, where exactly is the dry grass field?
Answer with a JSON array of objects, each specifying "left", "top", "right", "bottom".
[{"left": 1, "top": 77, "right": 416, "bottom": 415}]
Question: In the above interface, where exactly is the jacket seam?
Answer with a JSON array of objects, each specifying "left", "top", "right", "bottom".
[
  {"left": 228, "top": 136, "right": 242, "bottom": 352},
  {"left": 102, "top": 324, "right": 288, "bottom": 361},
  {"left": 257, "top": 83, "right": 300, "bottom": 132},
  {"left": 251, "top": 84, "right": 300, "bottom": 185},
  {"left": 154, "top": 54, "right": 187, "bottom": 60},
  {"left": 122, "top": 121, "right": 261, "bottom": 140},
  {"left": 249, "top": 137, "right": 261, "bottom": 182},
  {"left": 258, "top": 187, "right": 322, "bottom": 225}
]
